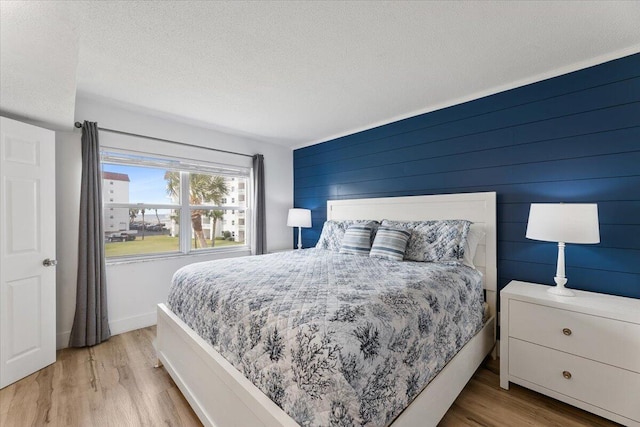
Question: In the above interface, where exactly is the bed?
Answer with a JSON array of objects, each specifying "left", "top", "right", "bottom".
[{"left": 155, "top": 192, "right": 497, "bottom": 427}]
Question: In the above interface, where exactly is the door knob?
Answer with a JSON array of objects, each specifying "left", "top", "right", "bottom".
[{"left": 43, "top": 258, "right": 57, "bottom": 267}]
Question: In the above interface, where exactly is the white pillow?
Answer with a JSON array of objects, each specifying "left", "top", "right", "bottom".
[
  {"left": 316, "top": 220, "right": 379, "bottom": 252},
  {"left": 463, "top": 228, "right": 485, "bottom": 268},
  {"left": 381, "top": 219, "right": 471, "bottom": 262}
]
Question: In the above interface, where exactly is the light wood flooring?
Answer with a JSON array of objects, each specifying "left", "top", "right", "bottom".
[{"left": 1, "top": 326, "right": 621, "bottom": 427}]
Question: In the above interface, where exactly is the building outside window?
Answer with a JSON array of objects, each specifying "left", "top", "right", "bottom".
[{"left": 100, "top": 151, "right": 250, "bottom": 259}]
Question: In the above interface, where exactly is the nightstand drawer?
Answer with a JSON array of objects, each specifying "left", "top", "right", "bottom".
[
  {"left": 509, "top": 338, "right": 640, "bottom": 423},
  {"left": 509, "top": 299, "right": 640, "bottom": 373}
]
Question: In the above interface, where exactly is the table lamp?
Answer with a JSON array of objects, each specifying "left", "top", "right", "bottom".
[
  {"left": 287, "top": 208, "right": 311, "bottom": 249},
  {"left": 526, "top": 203, "right": 600, "bottom": 296}
]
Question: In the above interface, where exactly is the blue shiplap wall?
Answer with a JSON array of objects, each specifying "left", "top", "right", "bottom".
[{"left": 293, "top": 53, "right": 640, "bottom": 299}]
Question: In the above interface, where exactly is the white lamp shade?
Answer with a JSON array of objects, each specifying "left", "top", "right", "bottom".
[
  {"left": 287, "top": 208, "right": 312, "bottom": 228},
  {"left": 526, "top": 203, "right": 600, "bottom": 244}
]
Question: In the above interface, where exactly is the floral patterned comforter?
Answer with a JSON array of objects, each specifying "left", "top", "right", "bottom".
[{"left": 167, "top": 249, "right": 484, "bottom": 426}]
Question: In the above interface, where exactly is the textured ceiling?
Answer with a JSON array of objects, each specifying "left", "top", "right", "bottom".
[{"left": 1, "top": 1, "right": 639, "bottom": 147}]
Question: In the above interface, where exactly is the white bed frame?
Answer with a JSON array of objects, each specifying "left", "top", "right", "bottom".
[{"left": 156, "top": 191, "right": 497, "bottom": 427}]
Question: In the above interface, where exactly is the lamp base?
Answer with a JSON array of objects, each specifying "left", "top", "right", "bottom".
[
  {"left": 547, "top": 275, "right": 575, "bottom": 297},
  {"left": 547, "top": 286, "right": 575, "bottom": 297}
]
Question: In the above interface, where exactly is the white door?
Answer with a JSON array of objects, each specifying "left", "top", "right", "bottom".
[{"left": 0, "top": 117, "right": 56, "bottom": 388}]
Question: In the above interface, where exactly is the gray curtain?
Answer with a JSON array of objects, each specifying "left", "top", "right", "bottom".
[
  {"left": 253, "top": 154, "right": 266, "bottom": 255},
  {"left": 69, "top": 121, "right": 111, "bottom": 347}
]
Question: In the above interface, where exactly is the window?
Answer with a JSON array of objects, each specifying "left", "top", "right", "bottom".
[{"left": 100, "top": 151, "right": 250, "bottom": 259}]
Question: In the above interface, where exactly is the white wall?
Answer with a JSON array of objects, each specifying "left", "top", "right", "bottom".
[
  {"left": 55, "top": 96, "right": 293, "bottom": 348},
  {"left": 55, "top": 131, "right": 81, "bottom": 349}
]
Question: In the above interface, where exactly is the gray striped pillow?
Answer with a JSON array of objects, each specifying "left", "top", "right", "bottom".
[
  {"left": 339, "top": 224, "right": 373, "bottom": 255},
  {"left": 369, "top": 226, "right": 411, "bottom": 261}
]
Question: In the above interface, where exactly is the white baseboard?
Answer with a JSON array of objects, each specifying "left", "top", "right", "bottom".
[
  {"left": 109, "top": 311, "right": 157, "bottom": 336},
  {"left": 57, "top": 331, "right": 71, "bottom": 350},
  {"left": 56, "top": 311, "right": 157, "bottom": 350}
]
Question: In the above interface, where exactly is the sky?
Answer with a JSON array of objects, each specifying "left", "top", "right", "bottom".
[{"left": 103, "top": 163, "right": 174, "bottom": 205}]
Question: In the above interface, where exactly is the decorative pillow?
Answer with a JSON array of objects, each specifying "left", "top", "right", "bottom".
[
  {"left": 379, "top": 220, "right": 421, "bottom": 260},
  {"left": 316, "top": 220, "right": 379, "bottom": 252},
  {"left": 369, "top": 226, "right": 411, "bottom": 261},
  {"left": 381, "top": 219, "right": 472, "bottom": 262},
  {"left": 463, "top": 228, "right": 485, "bottom": 268},
  {"left": 339, "top": 224, "right": 373, "bottom": 256}
]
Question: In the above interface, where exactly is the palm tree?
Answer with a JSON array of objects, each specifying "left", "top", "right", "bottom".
[
  {"left": 140, "top": 208, "right": 146, "bottom": 240},
  {"left": 165, "top": 172, "right": 228, "bottom": 248},
  {"left": 129, "top": 208, "right": 137, "bottom": 225},
  {"left": 207, "top": 210, "right": 225, "bottom": 247}
]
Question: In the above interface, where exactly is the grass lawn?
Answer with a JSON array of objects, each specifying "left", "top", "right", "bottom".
[{"left": 105, "top": 235, "right": 243, "bottom": 258}]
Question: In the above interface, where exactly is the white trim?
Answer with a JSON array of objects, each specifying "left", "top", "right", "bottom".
[
  {"left": 99, "top": 130, "right": 253, "bottom": 170},
  {"left": 105, "top": 203, "right": 180, "bottom": 210},
  {"left": 56, "top": 331, "right": 71, "bottom": 350},
  {"left": 109, "top": 311, "right": 157, "bottom": 336},
  {"left": 101, "top": 149, "right": 250, "bottom": 176},
  {"left": 180, "top": 171, "right": 191, "bottom": 254},
  {"left": 106, "top": 247, "right": 251, "bottom": 266},
  {"left": 101, "top": 150, "right": 252, "bottom": 260},
  {"left": 56, "top": 311, "right": 157, "bottom": 349}
]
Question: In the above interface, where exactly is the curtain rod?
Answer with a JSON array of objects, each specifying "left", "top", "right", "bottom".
[{"left": 74, "top": 121, "right": 254, "bottom": 158}]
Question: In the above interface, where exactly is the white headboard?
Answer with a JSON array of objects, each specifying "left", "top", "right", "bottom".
[{"left": 327, "top": 192, "right": 497, "bottom": 319}]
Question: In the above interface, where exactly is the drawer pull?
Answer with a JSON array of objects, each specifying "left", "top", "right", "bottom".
[
  {"left": 562, "top": 371, "right": 572, "bottom": 380},
  {"left": 562, "top": 328, "right": 572, "bottom": 336}
]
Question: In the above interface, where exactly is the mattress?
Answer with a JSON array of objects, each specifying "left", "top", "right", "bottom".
[{"left": 167, "top": 249, "right": 484, "bottom": 426}]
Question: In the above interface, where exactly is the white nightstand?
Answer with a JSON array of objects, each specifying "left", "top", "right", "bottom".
[{"left": 500, "top": 280, "right": 640, "bottom": 426}]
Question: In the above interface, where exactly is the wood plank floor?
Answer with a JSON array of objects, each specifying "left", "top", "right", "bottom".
[{"left": 0, "top": 326, "right": 621, "bottom": 427}]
